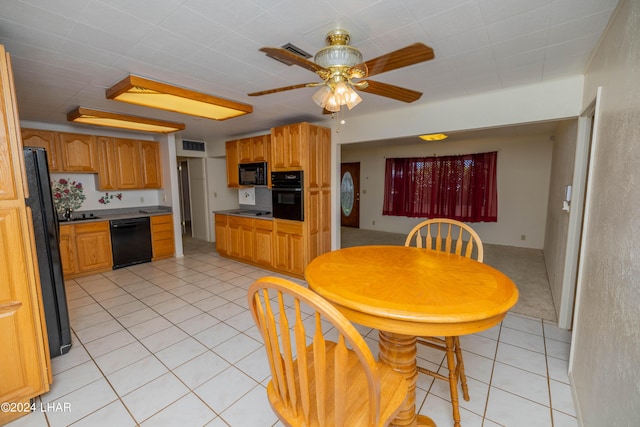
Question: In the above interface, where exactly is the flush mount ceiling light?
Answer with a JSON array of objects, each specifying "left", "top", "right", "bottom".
[
  {"left": 67, "top": 107, "right": 185, "bottom": 133},
  {"left": 106, "top": 75, "right": 253, "bottom": 120},
  {"left": 419, "top": 133, "right": 448, "bottom": 141}
]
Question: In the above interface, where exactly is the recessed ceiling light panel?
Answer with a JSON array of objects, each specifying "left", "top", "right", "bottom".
[
  {"left": 67, "top": 107, "right": 185, "bottom": 133},
  {"left": 106, "top": 75, "right": 252, "bottom": 120}
]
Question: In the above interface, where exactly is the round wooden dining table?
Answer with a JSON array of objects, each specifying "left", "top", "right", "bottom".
[{"left": 305, "top": 245, "right": 519, "bottom": 427}]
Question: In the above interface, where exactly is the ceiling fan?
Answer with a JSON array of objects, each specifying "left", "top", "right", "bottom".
[{"left": 248, "top": 29, "right": 435, "bottom": 113}]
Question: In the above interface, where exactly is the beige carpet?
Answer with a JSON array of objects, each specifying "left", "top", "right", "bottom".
[{"left": 340, "top": 227, "right": 557, "bottom": 322}]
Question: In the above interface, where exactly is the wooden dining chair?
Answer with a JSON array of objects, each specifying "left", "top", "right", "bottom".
[
  {"left": 247, "top": 276, "right": 408, "bottom": 427},
  {"left": 404, "top": 218, "right": 483, "bottom": 427}
]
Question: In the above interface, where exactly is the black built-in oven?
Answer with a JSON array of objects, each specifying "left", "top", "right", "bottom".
[{"left": 271, "top": 171, "right": 304, "bottom": 221}]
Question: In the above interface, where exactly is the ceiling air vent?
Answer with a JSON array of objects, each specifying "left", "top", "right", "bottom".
[
  {"left": 182, "top": 140, "right": 205, "bottom": 152},
  {"left": 266, "top": 43, "right": 312, "bottom": 66}
]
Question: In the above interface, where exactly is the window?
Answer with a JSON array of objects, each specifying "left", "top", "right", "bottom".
[{"left": 382, "top": 151, "right": 497, "bottom": 222}]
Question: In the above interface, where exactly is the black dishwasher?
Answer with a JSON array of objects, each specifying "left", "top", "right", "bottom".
[{"left": 110, "top": 217, "right": 152, "bottom": 269}]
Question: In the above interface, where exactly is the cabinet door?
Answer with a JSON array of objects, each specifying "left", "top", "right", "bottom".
[
  {"left": 214, "top": 214, "right": 228, "bottom": 255},
  {"left": 21, "top": 128, "right": 60, "bottom": 171},
  {"left": 114, "top": 138, "right": 141, "bottom": 189},
  {"left": 251, "top": 135, "right": 269, "bottom": 162},
  {"left": 140, "top": 141, "right": 162, "bottom": 188},
  {"left": 96, "top": 136, "right": 117, "bottom": 190},
  {"left": 225, "top": 140, "right": 239, "bottom": 187},
  {"left": 74, "top": 222, "right": 112, "bottom": 273},
  {"left": 58, "top": 224, "right": 77, "bottom": 276},
  {"left": 254, "top": 219, "right": 273, "bottom": 267},
  {"left": 238, "top": 137, "right": 253, "bottom": 163},
  {"left": 271, "top": 124, "right": 304, "bottom": 170},
  {"left": 274, "top": 219, "right": 304, "bottom": 275},
  {"left": 0, "top": 46, "right": 50, "bottom": 425},
  {"left": 59, "top": 132, "right": 98, "bottom": 172}
]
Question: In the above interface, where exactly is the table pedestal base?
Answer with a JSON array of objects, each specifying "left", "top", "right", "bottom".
[{"left": 378, "top": 331, "right": 437, "bottom": 427}]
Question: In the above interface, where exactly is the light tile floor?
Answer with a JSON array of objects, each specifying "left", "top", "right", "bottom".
[{"left": 9, "top": 247, "right": 575, "bottom": 427}]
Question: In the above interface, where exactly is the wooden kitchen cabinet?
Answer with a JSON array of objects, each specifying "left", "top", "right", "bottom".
[
  {"left": 59, "top": 221, "right": 112, "bottom": 278},
  {"left": 214, "top": 214, "right": 228, "bottom": 255},
  {"left": 74, "top": 222, "right": 112, "bottom": 273},
  {"left": 254, "top": 218, "right": 273, "bottom": 267},
  {"left": 226, "top": 134, "right": 270, "bottom": 187},
  {"left": 151, "top": 214, "right": 174, "bottom": 260},
  {"left": 0, "top": 44, "right": 50, "bottom": 425},
  {"left": 228, "top": 215, "right": 255, "bottom": 260},
  {"left": 58, "top": 132, "right": 98, "bottom": 172},
  {"left": 114, "top": 138, "right": 141, "bottom": 189},
  {"left": 96, "top": 136, "right": 118, "bottom": 190},
  {"left": 225, "top": 140, "right": 239, "bottom": 187},
  {"left": 273, "top": 219, "right": 304, "bottom": 276},
  {"left": 271, "top": 123, "right": 304, "bottom": 171},
  {"left": 140, "top": 140, "right": 162, "bottom": 188},
  {"left": 58, "top": 224, "right": 77, "bottom": 276},
  {"left": 21, "top": 128, "right": 60, "bottom": 171}
]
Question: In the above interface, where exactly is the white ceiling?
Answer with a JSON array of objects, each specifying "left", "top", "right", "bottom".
[{"left": 0, "top": 0, "right": 619, "bottom": 142}]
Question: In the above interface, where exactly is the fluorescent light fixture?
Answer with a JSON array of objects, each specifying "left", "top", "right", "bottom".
[
  {"left": 67, "top": 107, "right": 185, "bottom": 133},
  {"left": 419, "top": 133, "right": 448, "bottom": 141},
  {"left": 106, "top": 75, "right": 252, "bottom": 120}
]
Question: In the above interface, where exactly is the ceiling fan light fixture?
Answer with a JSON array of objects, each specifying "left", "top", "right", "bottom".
[
  {"left": 345, "top": 88, "right": 362, "bottom": 110},
  {"left": 312, "top": 85, "right": 332, "bottom": 108},
  {"left": 314, "top": 29, "right": 363, "bottom": 68}
]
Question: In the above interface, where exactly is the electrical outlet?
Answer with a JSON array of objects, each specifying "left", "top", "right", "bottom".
[
  {"left": 372, "top": 220, "right": 376, "bottom": 226},
  {"left": 140, "top": 196, "right": 144, "bottom": 203},
  {"left": 521, "top": 234, "right": 526, "bottom": 241},
  {"left": 162, "top": 194, "right": 167, "bottom": 202}
]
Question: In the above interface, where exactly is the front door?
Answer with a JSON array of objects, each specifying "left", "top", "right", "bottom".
[{"left": 340, "top": 162, "right": 360, "bottom": 228}]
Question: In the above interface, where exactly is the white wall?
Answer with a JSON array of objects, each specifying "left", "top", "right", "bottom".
[
  {"left": 570, "top": 0, "right": 640, "bottom": 424},
  {"left": 543, "top": 120, "right": 578, "bottom": 322},
  {"left": 342, "top": 133, "right": 554, "bottom": 249},
  {"left": 187, "top": 158, "right": 209, "bottom": 241},
  {"left": 206, "top": 157, "right": 239, "bottom": 242}
]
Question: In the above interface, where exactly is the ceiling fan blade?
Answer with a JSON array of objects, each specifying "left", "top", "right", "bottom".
[
  {"left": 248, "top": 83, "right": 316, "bottom": 96},
  {"left": 358, "top": 80, "right": 423, "bottom": 103},
  {"left": 259, "top": 47, "right": 325, "bottom": 73},
  {"left": 362, "top": 43, "right": 434, "bottom": 77}
]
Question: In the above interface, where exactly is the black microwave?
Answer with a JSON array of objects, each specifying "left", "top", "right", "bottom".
[{"left": 238, "top": 162, "right": 267, "bottom": 186}]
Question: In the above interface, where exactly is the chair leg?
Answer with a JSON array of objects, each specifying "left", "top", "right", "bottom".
[
  {"left": 445, "top": 336, "right": 462, "bottom": 427},
  {"left": 454, "top": 336, "right": 470, "bottom": 401}
]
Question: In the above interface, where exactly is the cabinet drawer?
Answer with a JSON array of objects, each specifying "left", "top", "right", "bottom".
[
  {"left": 254, "top": 219, "right": 273, "bottom": 231},
  {"left": 151, "top": 214, "right": 172, "bottom": 225},
  {"left": 74, "top": 221, "right": 109, "bottom": 233},
  {"left": 275, "top": 219, "right": 303, "bottom": 235},
  {"left": 153, "top": 230, "right": 174, "bottom": 241},
  {"left": 152, "top": 222, "right": 173, "bottom": 233}
]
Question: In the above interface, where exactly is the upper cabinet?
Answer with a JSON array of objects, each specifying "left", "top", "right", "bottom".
[
  {"left": 271, "top": 124, "right": 304, "bottom": 171},
  {"left": 21, "top": 128, "right": 163, "bottom": 191},
  {"left": 140, "top": 141, "right": 162, "bottom": 188},
  {"left": 226, "top": 134, "right": 270, "bottom": 187},
  {"left": 21, "top": 128, "right": 60, "bottom": 171},
  {"left": 58, "top": 132, "right": 98, "bottom": 172},
  {"left": 113, "top": 138, "right": 141, "bottom": 189}
]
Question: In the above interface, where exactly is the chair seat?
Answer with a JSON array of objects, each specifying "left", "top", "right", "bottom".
[{"left": 267, "top": 342, "right": 407, "bottom": 427}]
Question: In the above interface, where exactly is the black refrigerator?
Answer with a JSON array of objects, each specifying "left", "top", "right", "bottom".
[{"left": 23, "top": 147, "right": 72, "bottom": 358}]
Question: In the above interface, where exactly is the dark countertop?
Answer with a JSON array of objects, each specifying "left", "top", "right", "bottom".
[
  {"left": 214, "top": 209, "right": 273, "bottom": 220},
  {"left": 58, "top": 207, "right": 173, "bottom": 225}
]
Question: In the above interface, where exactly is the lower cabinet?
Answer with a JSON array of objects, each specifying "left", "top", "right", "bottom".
[
  {"left": 214, "top": 214, "right": 274, "bottom": 269},
  {"left": 59, "top": 221, "right": 112, "bottom": 278},
  {"left": 273, "top": 219, "right": 304, "bottom": 276},
  {"left": 214, "top": 214, "right": 228, "bottom": 256},
  {"left": 151, "top": 214, "right": 175, "bottom": 260}
]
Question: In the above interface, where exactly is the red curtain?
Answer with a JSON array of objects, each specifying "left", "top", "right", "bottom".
[{"left": 382, "top": 151, "right": 497, "bottom": 222}]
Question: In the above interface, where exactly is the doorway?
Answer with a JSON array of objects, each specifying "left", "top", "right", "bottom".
[
  {"left": 340, "top": 162, "right": 360, "bottom": 228},
  {"left": 177, "top": 159, "right": 191, "bottom": 236}
]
